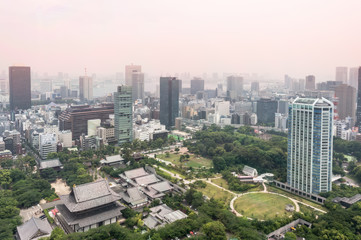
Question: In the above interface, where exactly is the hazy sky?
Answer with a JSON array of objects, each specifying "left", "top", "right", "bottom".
[{"left": 1, "top": 0, "right": 361, "bottom": 81}]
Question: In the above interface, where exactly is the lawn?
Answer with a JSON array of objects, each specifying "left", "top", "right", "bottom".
[
  {"left": 234, "top": 193, "right": 295, "bottom": 220},
  {"left": 344, "top": 155, "right": 356, "bottom": 162},
  {"left": 267, "top": 185, "right": 328, "bottom": 212},
  {"left": 211, "top": 178, "right": 230, "bottom": 190},
  {"left": 157, "top": 153, "right": 213, "bottom": 168},
  {"left": 197, "top": 181, "right": 234, "bottom": 206}
]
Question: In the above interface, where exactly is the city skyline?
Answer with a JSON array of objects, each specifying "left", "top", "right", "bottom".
[{"left": 1, "top": 1, "right": 361, "bottom": 81}]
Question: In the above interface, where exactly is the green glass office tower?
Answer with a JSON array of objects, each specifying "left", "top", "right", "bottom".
[{"left": 114, "top": 86, "right": 133, "bottom": 145}]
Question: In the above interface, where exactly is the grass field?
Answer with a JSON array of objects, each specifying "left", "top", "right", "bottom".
[
  {"left": 344, "top": 155, "right": 356, "bottom": 162},
  {"left": 267, "top": 185, "right": 328, "bottom": 212},
  {"left": 158, "top": 153, "right": 213, "bottom": 168},
  {"left": 234, "top": 193, "right": 295, "bottom": 220},
  {"left": 211, "top": 178, "right": 230, "bottom": 190},
  {"left": 197, "top": 181, "right": 234, "bottom": 206}
]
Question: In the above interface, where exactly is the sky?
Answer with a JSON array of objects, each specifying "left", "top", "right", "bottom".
[{"left": 1, "top": 0, "right": 361, "bottom": 81}]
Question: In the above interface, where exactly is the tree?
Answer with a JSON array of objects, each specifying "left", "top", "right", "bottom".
[
  {"left": 49, "top": 227, "right": 66, "bottom": 240},
  {"left": 0, "top": 170, "right": 12, "bottom": 189},
  {"left": 40, "top": 168, "right": 58, "bottom": 182},
  {"left": 213, "top": 157, "right": 226, "bottom": 172},
  {"left": 284, "top": 232, "right": 297, "bottom": 240},
  {"left": 202, "top": 221, "right": 226, "bottom": 240}
]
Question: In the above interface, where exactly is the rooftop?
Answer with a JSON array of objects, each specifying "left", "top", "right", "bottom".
[
  {"left": 16, "top": 217, "right": 52, "bottom": 240},
  {"left": 39, "top": 158, "right": 62, "bottom": 170},
  {"left": 60, "top": 180, "right": 121, "bottom": 212},
  {"left": 124, "top": 167, "right": 148, "bottom": 180},
  {"left": 135, "top": 174, "right": 160, "bottom": 186}
]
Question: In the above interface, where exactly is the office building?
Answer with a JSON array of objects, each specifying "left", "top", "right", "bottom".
[
  {"left": 349, "top": 67, "right": 359, "bottom": 89},
  {"left": 336, "top": 67, "right": 348, "bottom": 84},
  {"left": 335, "top": 84, "right": 356, "bottom": 121},
  {"left": 39, "top": 133, "right": 57, "bottom": 159},
  {"left": 114, "top": 86, "right": 133, "bottom": 145},
  {"left": 40, "top": 79, "right": 52, "bottom": 93},
  {"left": 58, "top": 103, "right": 114, "bottom": 140},
  {"left": 132, "top": 72, "right": 144, "bottom": 102},
  {"left": 305, "top": 75, "right": 316, "bottom": 90},
  {"left": 88, "top": 119, "right": 101, "bottom": 137},
  {"left": 251, "top": 81, "right": 260, "bottom": 93},
  {"left": 79, "top": 76, "right": 93, "bottom": 101},
  {"left": 125, "top": 64, "right": 141, "bottom": 86},
  {"left": 356, "top": 67, "right": 361, "bottom": 132},
  {"left": 256, "top": 98, "right": 278, "bottom": 124},
  {"left": 160, "top": 77, "right": 181, "bottom": 128},
  {"left": 227, "top": 76, "right": 243, "bottom": 99},
  {"left": 287, "top": 97, "right": 333, "bottom": 194},
  {"left": 278, "top": 100, "right": 289, "bottom": 115},
  {"left": 9, "top": 66, "right": 31, "bottom": 110},
  {"left": 190, "top": 78, "right": 205, "bottom": 95}
]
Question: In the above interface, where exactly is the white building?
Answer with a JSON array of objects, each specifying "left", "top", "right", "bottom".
[
  {"left": 88, "top": 119, "right": 101, "bottom": 137},
  {"left": 58, "top": 130, "right": 72, "bottom": 148},
  {"left": 133, "top": 120, "right": 166, "bottom": 141},
  {"left": 215, "top": 101, "right": 230, "bottom": 116},
  {"left": 79, "top": 76, "right": 93, "bottom": 101},
  {"left": 39, "top": 133, "right": 57, "bottom": 159},
  {"left": 250, "top": 113, "right": 257, "bottom": 125},
  {"left": 275, "top": 113, "right": 288, "bottom": 130},
  {"left": 287, "top": 97, "right": 333, "bottom": 194}
]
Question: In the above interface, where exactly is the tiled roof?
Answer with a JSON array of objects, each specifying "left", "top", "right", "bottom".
[
  {"left": 16, "top": 217, "right": 52, "bottom": 240},
  {"left": 124, "top": 167, "right": 148, "bottom": 179},
  {"left": 60, "top": 180, "right": 121, "bottom": 212},
  {"left": 39, "top": 158, "right": 62, "bottom": 170},
  {"left": 121, "top": 187, "right": 148, "bottom": 206},
  {"left": 57, "top": 201, "right": 124, "bottom": 228},
  {"left": 135, "top": 174, "right": 160, "bottom": 186}
]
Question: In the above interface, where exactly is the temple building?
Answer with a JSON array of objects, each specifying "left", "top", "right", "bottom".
[{"left": 56, "top": 180, "right": 125, "bottom": 233}]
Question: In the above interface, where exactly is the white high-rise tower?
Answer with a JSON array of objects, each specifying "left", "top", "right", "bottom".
[{"left": 287, "top": 97, "right": 333, "bottom": 194}]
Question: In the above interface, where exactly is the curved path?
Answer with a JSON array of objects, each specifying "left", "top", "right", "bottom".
[{"left": 230, "top": 182, "right": 327, "bottom": 220}]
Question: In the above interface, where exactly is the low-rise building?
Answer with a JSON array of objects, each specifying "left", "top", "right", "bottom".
[
  {"left": 56, "top": 180, "right": 125, "bottom": 233},
  {"left": 15, "top": 217, "right": 52, "bottom": 240},
  {"left": 143, "top": 204, "right": 187, "bottom": 230}
]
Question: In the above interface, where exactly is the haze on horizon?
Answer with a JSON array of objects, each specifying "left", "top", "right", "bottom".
[{"left": 1, "top": 0, "right": 361, "bottom": 81}]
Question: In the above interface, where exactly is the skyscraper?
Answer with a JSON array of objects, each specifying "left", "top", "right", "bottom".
[
  {"left": 336, "top": 67, "right": 348, "bottom": 84},
  {"left": 256, "top": 98, "right": 278, "bottom": 124},
  {"left": 160, "top": 77, "right": 180, "bottom": 128},
  {"left": 349, "top": 67, "right": 359, "bottom": 89},
  {"left": 305, "top": 75, "right": 316, "bottom": 90},
  {"left": 79, "top": 76, "right": 93, "bottom": 101},
  {"left": 335, "top": 84, "right": 356, "bottom": 121},
  {"left": 227, "top": 76, "right": 243, "bottom": 99},
  {"left": 125, "top": 64, "right": 141, "bottom": 86},
  {"left": 114, "top": 86, "right": 133, "bottom": 145},
  {"left": 9, "top": 66, "right": 31, "bottom": 111},
  {"left": 287, "top": 97, "right": 333, "bottom": 194},
  {"left": 131, "top": 72, "right": 144, "bottom": 102},
  {"left": 190, "top": 78, "right": 205, "bottom": 95},
  {"left": 355, "top": 67, "right": 361, "bottom": 132}
]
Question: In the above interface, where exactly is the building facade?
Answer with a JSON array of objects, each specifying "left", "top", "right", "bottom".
[
  {"left": 305, "top": 75, "right": 316, "bottom": 90},
  {"left": 190, "top": 78, "right": 205, "bottom": 95},
  {"left": 287, "top": 98, "right": 333, "bottom": 194},
  {"left": 335, "top": 84, "right": 356, "bottom": 121},
  {"left": 58, "top": 104, "right": 114, "bottom": 140},
  {"left": 256, "top": 98, "right": 278, "bottom": 125},
  {"left": 114, "top": 86, "right": 133, "bottom": 145},
  {"left": 125, "top": 64, "right": 141, "bottom": 86},
  {"left": 336, "top": 67, "right": 348, "bottom": 84},
  {"left": 356, "top": 67, "right": 361, "bottom": 132},
  {"left": 79, "top": 76, "right": 93, "bottom": 101},
  {"left": 227, "top": 76, "right": 243, "bottom": 99},
  {"left": 132, "top": 72, "right": 144, "bottom": 102},
  {"left": 160, "top": 77, "right": 181, "bottom": 128},
  {"left": 9, "top": 66, "right": 31, "bottom": 111}
]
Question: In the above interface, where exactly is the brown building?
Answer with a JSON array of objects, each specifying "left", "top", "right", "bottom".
[
  {"left": 58, "top": 104, "right": 114, "bottom": 140},
  {"left": 9, "top": 66, "right": 31, "bottom": 111},
  {"left": 335, "top": 84, "right": 356, "bottom": 120}
]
